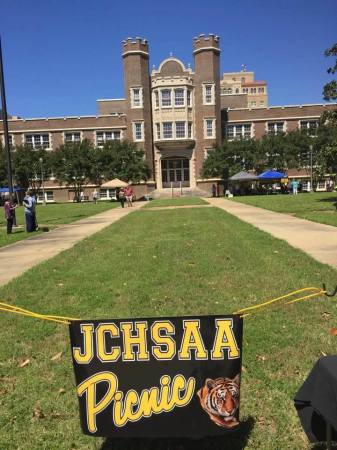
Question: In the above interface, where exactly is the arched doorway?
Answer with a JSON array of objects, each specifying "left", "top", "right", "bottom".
[{"left": 161, "top": 157, "right": 190, "bottom": 188}]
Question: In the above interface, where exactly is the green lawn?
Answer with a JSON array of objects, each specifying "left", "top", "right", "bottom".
[
  {"left": 232, "top": 192, "right": 337, "bottom": 227},
  {"left": 144, "top": 197, "right": 207, "bottom": 208},
  {"left": 0, "top": 207, "right": 336, "bottom": 449},
  {"left": 0, "top": 201, "right": 119, "bottom": 248}
]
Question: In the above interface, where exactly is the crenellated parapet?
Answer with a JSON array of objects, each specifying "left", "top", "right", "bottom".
[
  {"left": 122, "top": 37, "right": 149, "bottom": 58},
  {"left": 193, "top": 34, "right": 220, "bottom": 54}
]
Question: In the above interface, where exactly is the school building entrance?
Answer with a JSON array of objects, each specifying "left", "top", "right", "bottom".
[{"left": 161, "top": 158, "right": 190, "bottom": 188}]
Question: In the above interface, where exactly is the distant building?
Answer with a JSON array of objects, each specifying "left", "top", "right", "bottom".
[
  {"left": 1, "top": 35, "right": 336, "bottom": 201},
  {"left": 220, "top": 69, "right": 268, "bottom": 109}
]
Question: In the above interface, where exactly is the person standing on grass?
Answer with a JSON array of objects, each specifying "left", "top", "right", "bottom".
[
  {"left": 291, "top": 179, "right": 299, "bottom": 195},
  {"left": 4, "top": 194, "right": 17, "bottom": 234},
  {"left": 92, "top": 189, "right": 99, "bottom": 204},
  {"left": 125, "top": 185, "right": 133, "bottom": 207},
  {"left": 118, "top": 187, "right": 126, "bottom": 208},
  {"left": 212, "top": 184, "right": 217, "bottom": 197},
  {"left": 23, "top": 191, "right": 35, "bottom": 232}
]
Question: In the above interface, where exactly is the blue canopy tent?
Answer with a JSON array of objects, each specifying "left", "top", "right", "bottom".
[
  {"left": 258, "top": 170, "right": 286, "bottom": 179},
  {"left": 0, "top": 187, "right": 24, "bottom": 193}
]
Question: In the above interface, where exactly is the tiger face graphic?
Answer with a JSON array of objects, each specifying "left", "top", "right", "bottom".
[{"left": 197, "top": 375, "right": 240, "bottom": 428}]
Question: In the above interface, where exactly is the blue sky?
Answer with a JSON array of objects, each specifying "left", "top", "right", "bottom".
[{"left": 1, "top": 0, "right": 336, "bottom": 117}]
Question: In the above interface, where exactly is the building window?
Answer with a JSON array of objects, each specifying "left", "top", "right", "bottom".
[
  {"left": 161, "top": 89, "right": 171, "bottom": 107},
  {"left": 226, "top": 124, "right": 251, "bottom": 140},
  {"left": 242, "top": 88, "right": 248, "bottom": 94},
  {"left": 133, "top": 122, "right": 143, "bottom": 141},
  {"left": 175, "top": 122, "right": 186, "bottom": 139},
  {"left": 300, "top": 120, "right": 318, "bottom": 135},
  {"left": 154, "top": 90, "right": 159, "bottom": 108},
  {"left": 251, "top": 101, "right": 256, "bottom": 107},
  {"left": 259, "top": 101, "right": 264, "bottom": 107},
  {"left": 187, "top": 90, "right": 192, "bottom": 107},
  {"left": 131, "top": 87, "right": 142, "bottom": 108},
  {"left": 65, "top": 132, "right": 81, "bottom": 143},
  {"left": 25, "top": 134, "right": 50, "bottom": 150},
  {"left": 204, "top": 118, "right": 215, "bottom": 138},
  {"left": 267, "top": 122, "right": 284, "bottom": 135},
  {"left": 174, "top": 89, "right": 185, "bottom": 106},
  {"left": 188, "top": 122, "right": 192, "bottom": 138},
  {"left": 235, "top": 88, "right": 239, "bottom": 94},
  {"left": 251, "top": 88, "right": 257, "bottom": 94},
  {"left": 163, "top": 122, "right": 173, "bottom": 139},
  {"left": 96, "top": 130, "right": 121, "bottom": 148},
  {"left": 258, "top": 87, "right": 265, "bottom": 93},
  {"left": 156, "top": 123, "right": 161, "bottom": 140},
  {"left": 203, "top": 84, "right": 214, "bottom": 104},
  {"left": 37, "top": 190, "right": 54, "bottom": 203}
]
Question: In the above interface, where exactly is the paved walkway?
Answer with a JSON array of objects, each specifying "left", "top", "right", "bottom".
[
  {"left": 206, "top": 197, "right": 337, "bottom": 269},
  {"left": 0, "top": 203, "right": 144, "bottom": 286}
]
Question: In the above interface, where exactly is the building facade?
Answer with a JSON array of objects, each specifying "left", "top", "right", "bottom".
[{"left": 1, "top": 34, "right": 337, "bottom": 201}]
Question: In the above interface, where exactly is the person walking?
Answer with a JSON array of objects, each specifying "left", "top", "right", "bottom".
[
  {"left": 125, "top": 185, "right": 133, "bottom": 207},
  {"left": 23, "top": 191, "right": 35, "bottom": 232},
  {"left": 4, "top": 194, "right": 17, "bottom": 234},
  {"left": 118, "top": 187, "right": 126, "bottom": 208}
]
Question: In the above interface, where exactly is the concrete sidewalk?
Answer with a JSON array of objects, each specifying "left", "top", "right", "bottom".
[
  {"left": 207, "top": 197, "right": 337, "bottom": 269},
  {"left": 0, "top": 203, "right": 144, "bottom": 286}
]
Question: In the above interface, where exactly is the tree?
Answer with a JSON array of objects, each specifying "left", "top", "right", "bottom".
[
  {"left": 0, "top": 142, "right": 9, "bottom": 186},
  {"left": 51, "top": 139, "right": 95, "bottom": 201},
  {"left": 201, "top": 139, "right": 261, "bottom": 188},
  {"left": 93, "top": 140, "right": 151, "bottom": 184},
  {"left": 323, "top": 43, "right": 337, "bottom": 101},
  {"left": 12, "top": 145, "right": 51, "bottom": 192}
]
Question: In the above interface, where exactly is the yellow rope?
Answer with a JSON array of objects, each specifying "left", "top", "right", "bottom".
[
  {"left": 0, "top": 286, "right": 330, "bottom": 325},
  {"left": 234, "top": 287, "right": 326, "bottom": 317}
]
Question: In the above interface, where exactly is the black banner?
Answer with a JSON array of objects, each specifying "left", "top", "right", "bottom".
[{"left": 69, "top": 315, "right": 243, "bottom": 438}]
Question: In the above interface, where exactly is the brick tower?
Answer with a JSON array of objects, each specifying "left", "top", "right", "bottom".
[
  {"left": 122, "top": 37, "right": 154, "bottom": 179},
  {"left": 193, "top": 34, "right": 221, "bottom": 179}
]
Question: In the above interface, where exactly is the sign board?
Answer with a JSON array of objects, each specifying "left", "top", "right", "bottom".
[{"left": 69, "top": 314, "right": 243, "bottom": 438}]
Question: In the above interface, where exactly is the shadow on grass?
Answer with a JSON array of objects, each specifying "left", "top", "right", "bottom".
[
  {"left": 101, "top": 416, "right": 254, "bottom": 450},
  {"left": 317, "top": 196, "right": 337, "bottom": 204},
  {"left": 311, "top": 444, "right": 337, "bottom": 450}
]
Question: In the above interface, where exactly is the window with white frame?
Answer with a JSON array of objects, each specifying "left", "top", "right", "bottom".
[
  {"left": 242, "top": 88, "right": 248, "bottom": 94},
  {"left": 25, "top": 134, "right": 50, "bottom": 149},
  {"left": 96, "top": 130, "right": 121, "bottom": 148},
  {"left": 251, "top": 101, "right": 256, "bottom": 107},
  {"left": 175, "top": 122, "right": 186, "bottom": 139},
  {"left": 258, "top": 87, "right": 265, "bottom": 93},
  {"left": 204, "top": 118, "right": 215, "bottom": 138},
  {"left": 300, "top": 120, "right": 318, "bottom": 135},
  {"left": 65, "top": 132, "right": 81, "bottom": 143},
  {"left": 37, "top": 190, "right": 54, "bottom": 202},
  {"left": 188, "top": 122, "right": 193, "bottom": 138},
  {"left": 251, "top": 88, "right": 257, "bottom": 94},
  {"left": 133, "top": 122, "right": 143, "bottom": 141},
  {"left": 161, "top": 89, "right": 171, "bottom": 107},
  {"left": 267, "top": 122, "right": 284, "bottom": 135},
  {"left": 154, "top": 90, "right": 159, "bottom": 108},
  {"left": 156, "top": 123, "right": 161, "bottom": 140},
  {"left": 259, "top": 101, "right": 264, "bottom": 107},
  {"left": 174, "top": 89, "right": 185, "bottom": 107},
  {"left": 226, "top": 124, "right": 252, "bottom": 140},
  {"left": 131, "top": 87, "right": 143, "bottom": 108},
  {"left": 203, "top": 84, "right": 215, "bottom": 104},
  {"left": 163, "top": 122, "right": 173, "bottom": 139},
  {"left": 187, "top": 90, "right": 192, "bottom": 107}
]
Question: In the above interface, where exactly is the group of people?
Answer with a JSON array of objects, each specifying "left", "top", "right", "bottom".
[
  {"left": 118, "top": 186, "right": 133, "bottom": 208},
  {"left": 4, "top": 190, "right": 38, "bottom": 235}
]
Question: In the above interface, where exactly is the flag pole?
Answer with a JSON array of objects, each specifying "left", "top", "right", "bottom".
[{"left": 0, "top": 35, "right": 14, "bottom": 199}]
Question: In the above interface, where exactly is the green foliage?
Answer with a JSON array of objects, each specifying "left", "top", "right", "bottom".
[
  {"left": 202, "top": 131, "right": 314, "bottom": 183},
  {"left": 201, "top": 139, "right": 261, "bottom": 184},
  {"left": 0, "top": 142, "right": 8, "bottom": 186},
  {"left": 12, "top": 145, "right": 51, "bottom": 191},
  {"left": 323, "top": 43, "right": 337, "bottom": 101},
  {"left": 93, "top": 140, "right": 151, "bottom": 184},
  {"left": 51, "top": 140, "right": 95, "bottom": 201}
]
